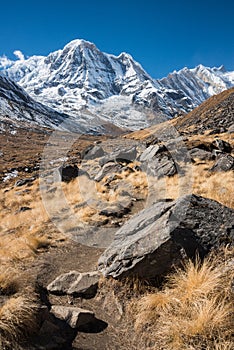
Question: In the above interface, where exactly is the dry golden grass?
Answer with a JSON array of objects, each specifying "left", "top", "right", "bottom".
[
  {"left": 148, "top": 162, "right": 234, "bottom": 209},
  {"left": 132, "top": 255, "right": 234, "bottom": 350},
  {"left": 192, "top": 168, "right": 234, "bottom": 209},
  {"left": 0, "top": 295, "right": 38, "bottom": 350}
]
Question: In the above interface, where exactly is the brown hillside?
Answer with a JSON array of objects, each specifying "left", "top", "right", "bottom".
[{"left": 173, "top": 87, "right": 234, "bottom": 134}]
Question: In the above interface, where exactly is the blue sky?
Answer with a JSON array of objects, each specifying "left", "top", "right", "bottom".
[{"left": 0, "top": 0, "right": 234, "bottom": 78}]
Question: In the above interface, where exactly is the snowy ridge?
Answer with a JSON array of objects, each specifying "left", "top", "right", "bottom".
[
  {"left": 0, "top": 74, "right": 109, "bottom": 134},
  {"left": 1, "top": 39, "right": 234, "bottom": 132}
]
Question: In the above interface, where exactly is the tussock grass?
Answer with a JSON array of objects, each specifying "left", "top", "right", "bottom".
[
  {"left": 0, "top": 266, "right": 20, "bottom": 295},
  {"left": 0, "top": 295, "right": 38, "bottom": 350},
  {"left": 132, "top": 255, "right": 234, "bottom": 350}
]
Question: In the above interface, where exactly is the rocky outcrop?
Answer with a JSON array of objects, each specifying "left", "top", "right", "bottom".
[{"left": 98, "top": 195, "right": 234, "bottom": 279}]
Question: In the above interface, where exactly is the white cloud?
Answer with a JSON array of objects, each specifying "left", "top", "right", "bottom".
[
  {"left": 0, "top": 55, "right": 13, "bottom": 69},
  {"left": 13, "top": 50, "right": 25, "bottom": 61}
]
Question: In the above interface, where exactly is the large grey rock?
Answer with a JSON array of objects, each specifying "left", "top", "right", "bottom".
[
  {"left": 209, "top": 154, "right": 234, "bottom": 172},
  {"left": 139, "top": 144, "right": 161, "bottom": 162},
  {"left": 94, "top": 162, "right": 123, "bottom": 181},
  {"left": 99, "top": 146, "right": 137, "bottom": 166},
  {"left": 189, "top": 148, "right": 213, "bottom": 161},
  {"left": 82, "top": 145, "right": 105, "bottom": 160},
  {"left": 47, "top": 271, "right": 100, "bottom": 297},
  {"left": 51, "top": 305, "right": 95, "bottom": 329},
  {"left": 148, "top": 155, "right": 177, "bottom": 177},
  {"left": 98, "top": 195, "right": 234, "bottom": 279}
]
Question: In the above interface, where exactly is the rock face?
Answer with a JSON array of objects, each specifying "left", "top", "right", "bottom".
[
  {"left": 147, "top": 155, "right": 177, "bottom": 177},
  {"left": 98, "top": 195, "right": 234, "bottom": 279},
  {"left": 139, "top": 144, "right": 161, "bottom": 162}
]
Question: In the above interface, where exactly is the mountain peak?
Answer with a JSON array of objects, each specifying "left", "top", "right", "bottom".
[{"left": 63, "top": 39, "right": 98, "bottom": 51}]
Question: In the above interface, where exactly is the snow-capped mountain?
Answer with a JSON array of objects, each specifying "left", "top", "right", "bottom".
[{"left": 1, "top": 39, "right": 234, "bottom": 132}]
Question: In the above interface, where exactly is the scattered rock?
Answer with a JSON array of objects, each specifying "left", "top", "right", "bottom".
[
  {"left": 227, "top": 124, "right": 234, "bottom": 133},
  {"left": 17, "top": 206, "right": 31, "bottom": 212},
  {"left": 213, "top": 138, "right": 232, "bottom": 153},
  {"left": 148, "top": 155, "right": 177, "bottom": 177},
  {"left": 139, "top": 144, "right": 161, "bottom": 162},
  {"left": 189, "top": 148, "right": 213, "bottom": 161},
  {"left": 82, "top": 145, "right": 105, "bottom": 160},
  {"left": 47, "top": 271, "right": 100, "bottom": 298},
  {"left": 209, "top": 154, "right": 234, "bottom": 172},
  {"left": 208, "top": 128, "right": 223, "bottom": 135},
  {"left": 51, "top": 305, "right": 95, "bottom": 329},
  {"left": 99, "top": 146, "right": 137, "bottom": 166},
  {"left": 98, "top": 195, "right": 234, "bottom": 279},
  {"left": 94, "top": 162, "right": 123, "bottom": 181},
  {"left": 99, "top": 200, "right": 132, "bottom": 218},
  {"left": 15, "top": 177, "right": 35, "bottom": 187}
]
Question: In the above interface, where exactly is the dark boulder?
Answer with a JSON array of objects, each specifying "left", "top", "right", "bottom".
[
  {"left": 59, "top": 165, "right": 81, "bottom": 182},
  {"left": 98, "top": 195, "right": 234, "bottom": 279},
  {"left": 213, "top": 139, "right": 232, "bottom": 153}
]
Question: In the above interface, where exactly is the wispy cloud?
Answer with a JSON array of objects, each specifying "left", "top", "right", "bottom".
[{"left": 13, "top": 50, "right": 25, "bottom": 61}]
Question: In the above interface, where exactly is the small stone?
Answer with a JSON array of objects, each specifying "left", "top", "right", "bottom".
[
  {"left": 47, "top": 271, "right": 100, "bottom": 297},
  {"left": 51, "top": 305, "right": 95, "bottom": 329}
]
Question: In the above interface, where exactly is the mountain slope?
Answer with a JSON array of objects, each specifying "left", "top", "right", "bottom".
[{"left": 173, "top": 86, "right": 234, "bottom": 134}]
